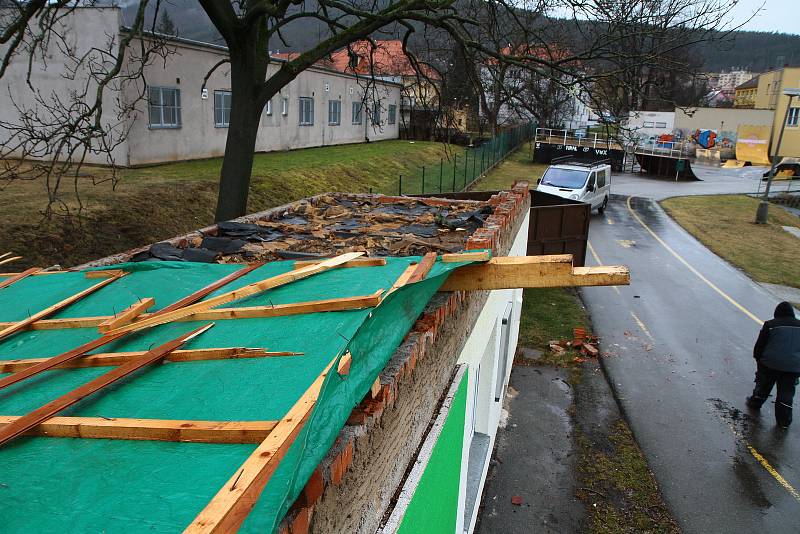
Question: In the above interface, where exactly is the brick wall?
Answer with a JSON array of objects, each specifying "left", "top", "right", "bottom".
[{"left": 281, "top": 182, "right": 531, "bottom": 534}]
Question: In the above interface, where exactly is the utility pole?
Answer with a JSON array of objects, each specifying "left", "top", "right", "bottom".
[{"left": 756, "top": 89, "right": 798, "bottom": 224}]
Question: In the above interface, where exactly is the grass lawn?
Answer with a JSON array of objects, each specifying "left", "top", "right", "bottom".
[
  {"left": 518, "top": 287, "right": 590, "bottom": 350},
  {"left": 662, "top": 195, "right": 800, "bottom": 289},
  {"left": 0, "top": 140, "right": 454, "bottom": 269},
  {"left": 470, "top": 142, "right": 548, "bottom": 191}
]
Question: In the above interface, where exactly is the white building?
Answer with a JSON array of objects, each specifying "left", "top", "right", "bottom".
[
  {"left": 624, "top": 110, "right": 676, "bottom": 143},
  {"left": 0, "top": 7, "right": 401, "bottom": 167},
  {"left": 717, "top": 69, "right": 756, "bottom": 91}
]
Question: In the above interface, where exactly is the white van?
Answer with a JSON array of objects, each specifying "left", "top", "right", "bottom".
[{"left": 536, "top": 158, "right": 612, "bottom": 214}]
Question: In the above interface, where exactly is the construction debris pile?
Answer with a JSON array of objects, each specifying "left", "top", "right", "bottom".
[
  {"left": 128, "top": 194, "right": 493, "bottom": 264},
  {"left": 549, "top": 327, "right": 601, "bottom": 360}
]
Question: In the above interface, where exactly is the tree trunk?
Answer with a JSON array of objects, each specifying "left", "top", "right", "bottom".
[{"left": 214, "top": 64, "right": 262, "bottom": 222}]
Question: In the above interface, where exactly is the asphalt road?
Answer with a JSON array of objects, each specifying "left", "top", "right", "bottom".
[{"left": 581, "top": 196, "right": 800, "bottom": 533}]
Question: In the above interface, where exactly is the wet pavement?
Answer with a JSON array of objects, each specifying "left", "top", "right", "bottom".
[
  {"left": 581, "top": 196, "right": 800, "bottom": 533},
  {"left": 612, "top": 163, "right": 770, "bottom": 200}
]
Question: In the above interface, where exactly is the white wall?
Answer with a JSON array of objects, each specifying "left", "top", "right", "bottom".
[
  {"left": 625, "top": 111, "right": 676, "bottom": 143},
  {"left": 456, "top": 212, "right": 530, "bottom": 534}
]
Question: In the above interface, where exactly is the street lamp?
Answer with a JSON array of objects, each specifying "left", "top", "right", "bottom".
[{"left": 756, "top": 88, "right": 800, "bottom": 224}]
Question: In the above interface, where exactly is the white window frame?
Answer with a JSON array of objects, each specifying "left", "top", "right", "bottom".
[
  {"left": 655, "top": 121, "right": 667, "bottom": 128},
  {"left": 328, "top": 99, "right": 341, "bottom": 125},
  {"left": 148, "top": 86, "right": 181, "bottom": 129},
  {"left": 282, "top": 97, "right": 289, "bottom": 116},
  {"left": 643, "top": 121, "right": 654, "bottom": 128},
  {"left": 352, "top": 101, "right": 363, "bottom": 125},
  {"left": 265, "top": 99, "right": 272, "bottom": 116},
  {"left": 372, "top": 103, "right": 381, "bottom": 125},
  {"left": 787, "top": 107, "right": 800, "bottom": 128},
  {"left": 388, "top": 104, "right": 397, "bottom": 125},
  {"left": 299, "top": 96, "right": 314, "bottom": 126},
  {"left": 214, "top": 90, "right": 232, "bottom": 128}
]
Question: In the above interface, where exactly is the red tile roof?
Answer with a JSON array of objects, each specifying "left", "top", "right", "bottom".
[{"left": 329, "top": 40, "right": 440, "bottom": 80}]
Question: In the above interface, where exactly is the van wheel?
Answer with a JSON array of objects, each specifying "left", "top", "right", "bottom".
[{"left": 598, "top": 197, "right": 608, "bottom": 214}]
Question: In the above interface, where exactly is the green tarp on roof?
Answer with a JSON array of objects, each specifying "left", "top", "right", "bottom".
[{"left": 0, "top": 255, "right": 478, "bottom": 532}]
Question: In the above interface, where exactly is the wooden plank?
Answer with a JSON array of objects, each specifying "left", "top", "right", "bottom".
[
  {"left": 438, "top": 255, "right": 574, "bottom": 292},
  {"left": 0, "top": 273, "right": 124, "bottom": 342},
  {"left": 0, "top": 416, "right": 277, "bottom": 444},
  {"left": 0, "top": 270, "right": 64, "bottom": 277},
  {"left": 85, "top": 269, "right": 125, "bottom": 279},
  {"left": 384, "top": 263, "right": 418, "bottom": 298},
  {"left": 0, "top": 291, "right": 384, "bottom": 331},
  {"left": 369, "top": 378, "right": 382, "bottom": 399},
  {"left": 406, "top": 252, "right": 437, "bottom": 284},
  {"left": 0, "top": 324, "right": 213, "bottom": 447},
  {"left": 159, "top": 262, "right": 265, "bottom": 314},
  {"left": 97, "top": 297, "right": 155, "bottom": 333},
  {"left": 292, "top": 257, "right": 387, "bottom": 269},
  {"left": 439, "top": 261, "right": 630, "bottom": 291},
  {"left": 105, "top": 252, "right": 364, "bottom": 336},
  {"left": 0, "top": 347, "right": 301, "bottom": 373},
  {"left": 0, "top": 252, "right": 13, "bottom": 260},
  {"left": 0, "top": 267, "right": 42, "bottom": 289},
  {"left": 185, "top": 357, "right": 338, "bottom": 533},
  {"left": 0, "top": 256, "right": 22, "bottom": 266},
  {"left": 441, "top": 250, "right": 491, "bottom": 263},
  {"left": 0, "top": 265, "right": 267, "bottom": 392},
  {"left": 337, "top": 351, "right": 353, "bottom": 376},
  {"left": 185, "top": 291, "right": 382, "bottom": 321}
]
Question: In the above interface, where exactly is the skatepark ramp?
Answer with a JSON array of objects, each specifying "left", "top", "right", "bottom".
[{"left": 735, "top": 125, "right": 771, "bottom": 166}]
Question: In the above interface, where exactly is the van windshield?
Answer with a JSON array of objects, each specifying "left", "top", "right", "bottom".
[{"left": 540, "top": 168, "right": 588, "bottom": 189}]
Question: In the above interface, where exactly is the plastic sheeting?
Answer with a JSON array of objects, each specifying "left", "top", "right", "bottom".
[{"left": 0, "top": 256, "right": 478, "bottom": 532}]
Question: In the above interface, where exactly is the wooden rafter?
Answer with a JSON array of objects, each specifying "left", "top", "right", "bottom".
[
  {"left": 441, "top": 250, "right": 491, "bottom": 263},
  {"left": 384, "top": 263, "right": 418, "bottom": 298},
  {"left": 0, "top": 256, "right": 22, "bottom": 266},
  {"left": 0, "top": 416, "right": 277, "bottom": 444},
  {"left": 0, "top": 324, "right": 213, "bottom": 447},
  {"left": 185, "top": 356, "right": 340, "bottom": 533},
  {"left": 85, "top": 269, "right": 125, "bottom": 279},
  {"left": 0, "top": 291, "right": 384, "bottom": 331},
  {"left": 104, "top": 252, "right": 365, "bottom": 336},
  {"left": 0, "top": 272, "right": 124, "bottom": 342},
  {"left": 292, "top": 257, "right": 387, "bottom": 269},
  {"left": 0, "top": 347, "right": 301, "bottom": 373},
  {"left": 97, "top": 297, "right": 155, "bottom": 333},
  {"left": 0, "top": 267, "right": 41, "bottom": 289},
  {"left": 406, "top": 252, "right": 437, "bottom": 284}
]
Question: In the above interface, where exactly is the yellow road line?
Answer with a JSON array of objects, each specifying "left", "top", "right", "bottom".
[
  {"left": 587, "top": 241, "right": 620, "bottom": 294},
  {"left": 630, "top": 311, "right": 655, "bottom": 342},
  {"left": 715, "top": 407, "right": 800, "bottom": 503},
  {"left": 625, "top": 196, "right": 762, "bottom": 325}
]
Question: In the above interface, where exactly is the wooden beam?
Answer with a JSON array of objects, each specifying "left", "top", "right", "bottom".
[
  {"left": 407, "top": 252, "right": 437, "bottom": 284},
  {"left": 0, "top": 273, "right": 124, "bottom": 342},
  {"left": 0, "top": 267, "right": 41, "bottom": 289},
  {"left": 337, "top": 351, "right": 353, "bottom": 376},
  {"left": 384, "top": 263, "right": 418, "bottom": 298},
  {"left": 105, "top": 252, "right": 364, "bottom": 336},
  {"left": 440, "top": 260, "right": 630, "bottom": 291},
  {"left": 0, "top": 256, "right": 22, "bottom": 266},
  {"left": 85, "top": 269, "right": 125, "bottom": 279},
  {"left": 185, "top": 357, "right": 338, "bottom": 533},
  {"left": 0, "top": 347, "right": 301, "bottom": 373},
  {"left": 0, "top": 416, "right": 277, "bottom": 444},
  {"left": 0, "top": 291, "right": 384, "bottom": 331},
  {"left": 98, "top": 298, "right": 155, "bottom": 333},
  {"left": 441, "top": 250, "right": 491, "bottom": 263},
  {"left": 159, "top": 263, "right": 264, "bottom": 314},
  {"left": 438, "top": 255, "right": 574, "bottom": 291},
  {"left": 0, "top": 252, "right": 13, "bottom": 260},
  {"left": 0, "top": 324, "right": 213, "bottom": 447},
  {"left": 292, "top": 257, "right": 387, "bottom": 269}
]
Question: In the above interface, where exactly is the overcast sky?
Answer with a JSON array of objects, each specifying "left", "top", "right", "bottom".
[{"left": 726, "top": 0, "right": 798, "bottom": 34}]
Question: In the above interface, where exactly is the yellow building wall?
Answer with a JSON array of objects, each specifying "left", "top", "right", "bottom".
[
  {"left": 734, "top": 88, "right": 756, "bottom": 108},
  {"left": 768, "top": 68, "right": 800, "bottom": 157},
  {"left": 755, "top": 69, "right": 782, "bottom": 110}
]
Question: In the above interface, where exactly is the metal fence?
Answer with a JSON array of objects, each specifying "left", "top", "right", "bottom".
[{"left": 375, "top": 122, "right": 535, "bottom": 196}]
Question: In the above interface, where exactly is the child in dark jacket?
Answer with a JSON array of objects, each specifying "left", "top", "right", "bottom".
[{"left": 747, "top": 302, "right": 800, "bottom": 428}]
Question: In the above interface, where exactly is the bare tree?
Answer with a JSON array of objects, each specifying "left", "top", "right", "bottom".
[{"left": 1, "top": 0, "right": 742, "bottom": 222}]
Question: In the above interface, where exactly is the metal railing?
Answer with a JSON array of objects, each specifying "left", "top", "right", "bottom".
[
  {"left": 378, "top": 122, "right": 535, "bottom": 196},
  {"left": 534, "top": 127, "right": 618, "bottom": 149},
  {"left": 633, "top": 139, "right": 693, "bottom": 159}
]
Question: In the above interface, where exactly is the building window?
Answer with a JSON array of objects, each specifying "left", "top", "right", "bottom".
[
  {"left": 372, "top": 103, "right": 380, "bottom": 125},
  {"left": 214, "top": 90, "right": 232, "bottom": 127},
  {"left": 265, "top": 99, "right": 272, "bottom": 116},
  {"left": 299, "top": 97, "right": 314, "bottom": 126},
  {"left": 282, "top": 97, "right": 289, "bottom": 116},
  {"left": 148, "top": 86, "right": 181, "bottom": 128},
  {"left": 788, "top": 107, "right": 800, "bottom": 127},
  {"left": 352, "top": 101, "right": 363, "bottom": 125},
  {"left": 643, "top": 121, "right": 654, "bottom": 128},
  {"left": 655, "top": 121, "right": 667, "bottom": 128},
  {"left": 388, "top": 104, "right": 397, "bottom": 125},
  {"left": 328, "top": 99, "right": 341, "bottom": 125}
]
